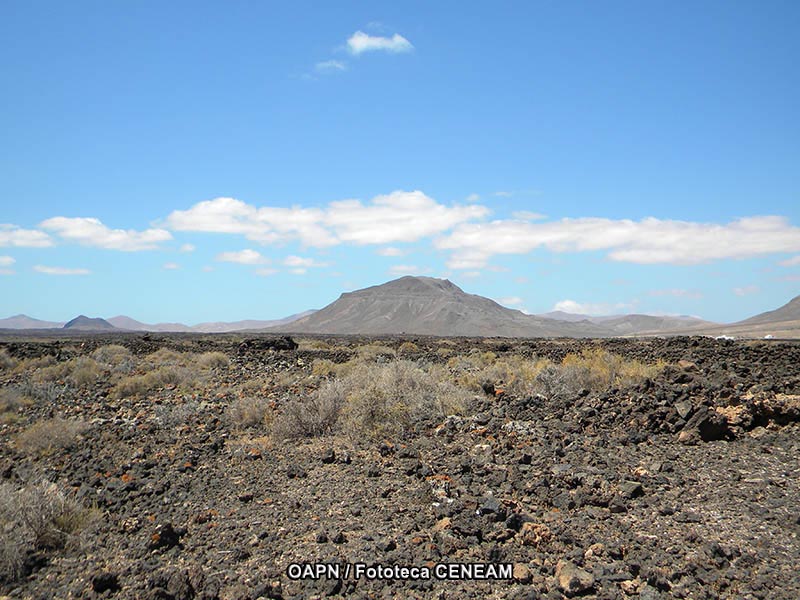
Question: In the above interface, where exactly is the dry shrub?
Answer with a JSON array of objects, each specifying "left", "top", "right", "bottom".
[
  {"left": 68, "top": 357, "right": 102, "bottom": 387},
  {"left": 0, "top": 387, "right": 32, "bottom": 423},
  {"left": 226, "top": 397, "right": 271, "bottom": 429},
  {"left": 340, "top": 360, "right": 469, "bottom": 440},
  {"left": 145, "top": 348, "right": 187, "bottom": 366},
  {"left": 13, "top": 355, "right": 57, "bottom": 374},
  {"left": 297, "top": 339, "right": 332, "bottom": 351},
  {"left": 15, "top": 418, "right": 88, "bottom": 456},
  {"left": 197, "top": 351, "right": 230, "bottom": 369},
  {"left": 113, "top": 365, "right": 193, "bottom": 398},
  {"left": 92, "top": 344, "right": 134, "bottom": 372},
  {"left": 561, "top": 348, "right": 665, "bottom": 390},
  {"left": 31, "top": 360, "right": 71, "bottom": 384},
  {"left": 354, "top": 343, "right": 396, "bottom": 361},
  {"left": 311, "top": 358, "right": 356, "bottom": 378},
  {"left": 272, "top": 380, "right": 346, "bottom": 439},
  {"left": 398, "top": 341, "right": 420, "bottom": 354},
  {"left": 0, "top": 349, "right": 16, "bottom": 371},
  {"left": 14, "top": 380, "right": 70, "bottom": 405},
  {"left": 154, "top": 401, "right": 200, "bottom": 429},
  {"left": 0, "top": 481, "right": 96, "bottom": 582}
]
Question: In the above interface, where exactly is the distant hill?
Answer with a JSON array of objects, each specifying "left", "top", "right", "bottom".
[
  {"left": 736, "top": 295, "right": 800, "bottom": 326},
  {"left": 0, "top": 314, "right": 65, "bottom": 329},
  {"left": 63, "top": 315, "right": 117, "bottom": 331},
  {"left": 270, "top": 276, "right": 611, "bottom": 337},
  {"left": 538, "top": 311, "right": 711, "bottom": 333},
  {"left": 105, "top": 310, "right": 318, "bottom": 333}
]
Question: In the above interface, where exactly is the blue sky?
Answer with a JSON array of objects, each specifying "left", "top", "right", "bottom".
[{"left": 1, "top": 1, "right": 798, "bottom": 324}]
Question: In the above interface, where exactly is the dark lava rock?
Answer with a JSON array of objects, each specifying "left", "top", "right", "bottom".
[
  {"left": 92, "top": 571, "right": 121, "bottom": 593},
  {"left": 321, "top": 448, "right": 336, "bottom": 464},
  {"left": 148, "top": 523, "right": 184, "bottom": 550},
  {"left": 619, "top": 480, "right": 644, "bottom": 499},
  {"left": 286, "top": 464, "right": 307, "bottom": 479}
]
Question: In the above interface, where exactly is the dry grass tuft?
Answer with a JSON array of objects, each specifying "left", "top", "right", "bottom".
[
  {"left": 197, "top": 351, "right": 230, "bottom": 369},
  {"left": 0, "top": 481, "right": 96, "bottom": 582},
  {"left": 15, "top": 418, "right": 88, "bottom": 456},
  {"left": 113, "top": 365, "right": 191, "bottom": 398},
  {"left": 226, "top": 397, "right": 272, "bottom": 429},
  {"left": 560, "top": 348, "right": 666, "bottom": 390},
  {"left": 0, "top": 349, "right": 17, "bottom": 371}
]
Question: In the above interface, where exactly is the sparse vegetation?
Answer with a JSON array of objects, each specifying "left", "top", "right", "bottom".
[
  {"left": 113, "top": 365, "right": 193, "bottom": 398},
  {"left": 15, "top": 418, "right": 88, "bottom": 456},
  {"left": 197, "top": 351, "right": 230, "bottom": 369},
  {"left": 0, "top": 349, "right": 16, "bottom": 371},
  {"left": 0, "top": 481, "right": 96, "bottom": 583},
  {"left": 227, "top": 397, "right": 271, "bottom": 429}
]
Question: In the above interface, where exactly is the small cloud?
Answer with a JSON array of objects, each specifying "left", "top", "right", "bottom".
[
  {"left": 163, "top": 262, "right": 180, "bottom": 270},
  {"left": 462, "top": 271, "right": 481, "bottom": 278},
  {"left": 347, "top": 30, "right": 413, "bottom": 55},
  {"left": 388, "top": 264, "right": 429, "bottom": 275},
  {"left": 0, "top": 256, "right": 15, "bottom": 267},
  {"left": 649, "top": 288, "right": 703, "bottom": 299},
  {"left": 34, "top": 265, "right": 90, "bottom": 276},
  {"left": 553, "top": 299, "right": 636, "bottom": 315},
  {"left": 315, "top": 59, "right": 347, "bottom": 72},
  {"left": 0, "top": 269, "right": 13, "bottom": 276},
  {"left": 733, "top": 285, "right": 759, "bottom": 296},
  {"left": 514, "top": 276, "right": 530, "bottom": 284},
  {"left": 283, "top": 255, "right": 328, "bottom": 268},
  {"left": 216, "top": 249, "right": 269, "bottom": 265},
  {"left": 377, "top": 247, "right": 405, "bottom": 257},
  {"left": 289, "top": 268, "right": 307, "bottom": 275},
  {"left": 39, "top": 217, "right": 171, "bottom": 251},
  {"left": 202, "top": 266, "right": 214, "bottom": 272},
  {"left": 497, "top": 296, "right": 523, "bottom": 306},
  {"left": 512, "top": 211, "right": 547, "bottom": 221},
  {"left": 779, "top": 255, "right": 800, "bottom": 267},
  {"left": 465, "top": 193, "right": 480, "bottom": 203},
  {"left": 493, "top": 191, "right": 513, "bottom": 197},
  {"left": 0, "top": 224, "right": 53, "bottom": 248},
  {"left": 255, "top": 267, "right": 278, "bottom": 276},
  {"left": 179, "top": 243, "right": 195, "bottom": 253},
  {"left": 486, "top": 265, "right": 510, "bottom": 273}
]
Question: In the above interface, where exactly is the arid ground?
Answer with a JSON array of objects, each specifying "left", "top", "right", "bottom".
[{"left": 1, "top": 335, "right": 799, "bottom": 599}]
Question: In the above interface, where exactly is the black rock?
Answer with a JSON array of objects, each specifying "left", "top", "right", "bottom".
[{"left": 92, "top": 571, "right": 121, "bottom": 594}]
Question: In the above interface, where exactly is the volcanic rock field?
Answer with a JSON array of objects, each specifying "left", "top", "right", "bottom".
[{"left": 1, "top": 334, "right": 799, "bottom": 599}]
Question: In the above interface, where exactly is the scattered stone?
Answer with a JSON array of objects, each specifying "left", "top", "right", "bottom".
[
  {"left": 556, "top": 560, "right": 595, "bottom": 596},
  {"left": 91, "top": 572, "right": 121, "bottom": 594},
  {"left": 321, "top": 448, "right": 336, "bottom": 464}
]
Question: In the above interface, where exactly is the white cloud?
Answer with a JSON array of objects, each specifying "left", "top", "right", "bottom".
[
  {"left": 0, "top": 269, "right": 13, "bottom": 276},
  {"left": 202, "top": 266, "right": 214, "bottom": 272},
  {"left": 164, "top": 197, "right": 337, "bottom": 248},
  {"left": 438, "top": 215, "right": 800, "bottom": 268},
  {"left": 733, "top": 285, "right": 759, "bottom": 296},
  {"left": 179, "top": 243, "right": 195, "bottom": 253},
  {"left": 34, "top": 265, "right": 90, "bottom": 276},
  {"left": 388, "top": 264, "right": 429, "bottom": 275},
  {"left": 493, "top": 191, "right": 513, "bottom": 197},
  {"left": 40, "top": 217, "right": 171, "bottom": 251},
  {"left": 466, "top": 193, "right": 481, "bottom": 203},
  {"left": 163, "top": 262, "right": 180, "bottom": 270},
  {"left": 779, "top": 255, "right": 800, "bottom": 267},
  {"left": 497, "top": 296, "right": 523, "bottom": 306},
  {"left": 0, "top": 224, "right": 52, "bottom": 248},
  {"left": 255, "top": 267, "right": 278, "bottom": 276},
  {"left": 283, "top": 255, "right": 327, "bottom": 268},
  {"left": 316, "top": 59, "right": 347, "bottom": 72},
  {"left": 462, "top": 271, "right": 482, "bottom": 278},
  {"left": 216, "top": 249, "right": 269, "bottom": 265},
  {"left": 289, "top": 268, "right": 307, "bottom": 275},
  {"left": 553, "top": 299, "right": 636, "bottom": 315},
  {"left": 649, "top": 288, "right": 703, "bottom": 299},
  {"left": 327, "top": 191, "right": 488, "bottom": 244},
  {"left": 0, "top": 256, "right": 15, "bottom": 267},
  {"left": 165, "top": 191, "right": 487, "bottom": 249},
  {"left": 377, "top": 247, "right": 405, "bottom": 257},
  {"left": 347, "top": 31, "right": 413, "bottom": 55}
]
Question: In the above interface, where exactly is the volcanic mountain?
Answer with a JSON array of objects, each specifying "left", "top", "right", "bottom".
[
  {"left": 272, "top": 276, "right": 611, "bottom": 337},
  {"left": 0, "top": 314, "right": 65, "bottom": 329},
  {"left": 62, "top": 315, "right": 117, "bottom": 331}
]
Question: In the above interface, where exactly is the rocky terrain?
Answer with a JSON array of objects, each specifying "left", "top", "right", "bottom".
[{"left": 0, "top": 334, "right": 799, "bottom": 599}]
